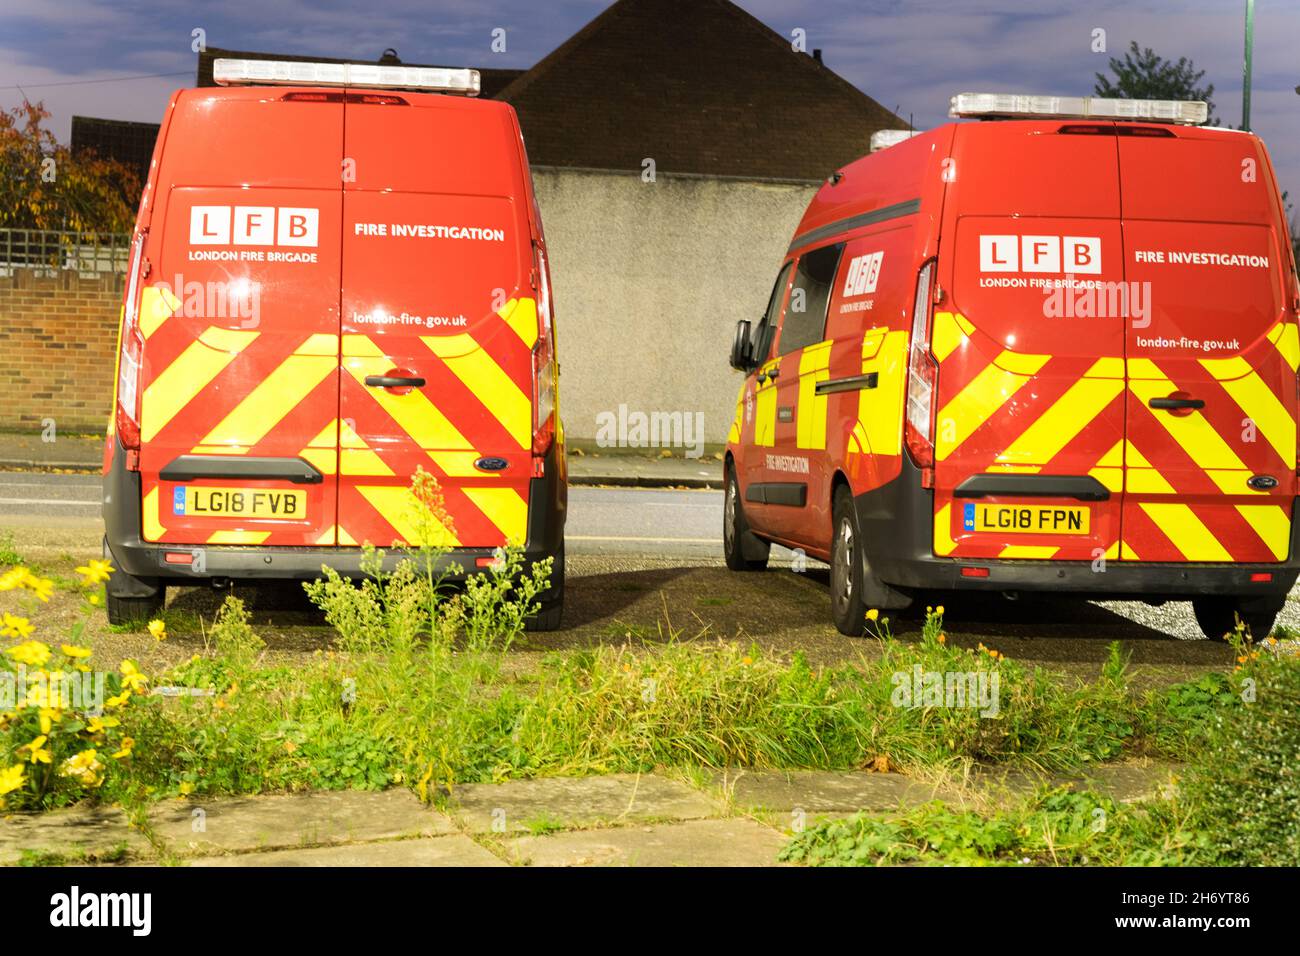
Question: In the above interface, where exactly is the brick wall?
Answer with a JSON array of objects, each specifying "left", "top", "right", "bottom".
[{"left": 0, "top": 269, "right": 122, "bottom": 433}]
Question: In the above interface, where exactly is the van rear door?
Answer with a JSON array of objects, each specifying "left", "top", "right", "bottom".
[
  {"left": 933, "top": 122, "right": 1126, "bottom": 561},
  {"left": 1118, "top": 128, "right": 1297, "bottom": 562},
  {"left": 338, "top": 95, "right": 537, "bottom": 548},
  {"left": 136, "top": 89, "right": 343, "bottom": 548}
]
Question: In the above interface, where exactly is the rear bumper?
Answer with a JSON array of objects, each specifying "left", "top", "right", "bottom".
[
  {"left": 856, "top": 456, "right": 1300, "bottom": 603},
  {"left": 102, "top": 438, "right": 566, "bottom": 598}
]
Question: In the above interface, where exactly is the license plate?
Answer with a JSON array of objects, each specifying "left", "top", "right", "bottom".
[
  {"left": 962, "top": 502, "right": 1090, "bottom": 535},
  {"left": 172, "top": 486, "right": 307, "bottom": 519}
]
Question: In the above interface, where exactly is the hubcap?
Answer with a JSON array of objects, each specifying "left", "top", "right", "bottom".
[
  {"left": 836, "top": 517, "right": 854, "bottom": 603},
  {"left": 725, "top": 482, "right": 737, "bottom": 551}
]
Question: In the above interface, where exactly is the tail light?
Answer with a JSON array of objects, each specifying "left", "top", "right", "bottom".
[
  {"left": 904, "top": 259, "right": 938, "bottom": 478},
  {"left": 531, "top": 245, "right": 558, "bottom": 459},
  {"left": 114, "top": 230, "right": 148, "bottom": 455}
]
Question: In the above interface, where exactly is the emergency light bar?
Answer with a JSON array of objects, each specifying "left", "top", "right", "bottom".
[
  {"left": 949, "top": 92, "right": 1207, "bottom": 126},
  {"left": 870, "top": 129, "right": 922, "bottom": 152},
  {"left": 212, "top": 58, "right": 481, "bottom": 95}
]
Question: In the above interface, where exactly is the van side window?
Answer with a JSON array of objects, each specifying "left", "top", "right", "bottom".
[
  {"left": 752, "top": 261, "right": 794, "bottom": 365},
  {"left": 778, "top": 243, "right": 844, "bottom": 355}
]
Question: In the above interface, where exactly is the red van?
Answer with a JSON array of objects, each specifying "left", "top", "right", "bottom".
[
  {"left": 726, "top": 93, "right": 1300, "bottom": 640},
  {"left": 103, "top": 59, "right": 566, "bottom": 628}
]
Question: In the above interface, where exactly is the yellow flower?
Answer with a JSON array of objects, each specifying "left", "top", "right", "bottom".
[
  {"left": 119, "top": 660, "right": 148, "bottom": 692},
  {"left": 20, "top": 570, "right": 54, "bottom": 603},
  {"left": 60, "top": 644, "right": 92, "bottom": 659},
  {"left": 937, "top": 632, "right": 947, "bottom": 645},
  {"left": 111, "top": 738, "right": 134, "bottom": 760},
  {"left": 39, "top": 707, "right": 60, "bottom": 735},
  {"left": 0, "top": 764, "right": 25, "bottom": 796},
  {"left": 0, "top": 567, "right": 26, "bottom": 591},
  {"left": 59, "top": 749, "right": 104, "bottom": 788},
  {"left": 865, "top": 609, "right": 880, "bottom": 622},
  {"left": 22, "top": 735, "right": 52, "bottom": 765},
  {"left": 147, "top": 619, "right": 167, "bottom": 642},
  {"left": 75, "top": 559, "right": 113, "bottom": 587},
  {"left": 178, "top": 781, "right": 195, "bottom": 796},
  {"left": 1, "top": 613, "right": 34, "bottom": 639},
  {"left": 86, "top": 715, "right": 120, "bottom": 734},
  {"left": 6, "top": 640, "right": 51, "bottom": 668},
  {"left": 742, "top": 655, "right": 754, "bottom": 665},
  {"left": 935, "top": 605, "right": 945, "bottom": 616},
  {"left": 88, "top": 593, "right": 101, "bottom": 606},
  {"left": 105, "top": 691, "right": 131, "bottom": 710}
]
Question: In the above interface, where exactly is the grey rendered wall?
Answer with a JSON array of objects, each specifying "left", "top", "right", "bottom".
[{"left": 532, "top": 167, "right": 818, "bottom": 446}]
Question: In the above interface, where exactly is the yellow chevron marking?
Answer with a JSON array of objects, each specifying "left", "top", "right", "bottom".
[
  {"left": 860, "top": 331, "right": 908, "bottom": 457},
  {"left": 1124, "top": 439, "right": 1175, "bottom": 494},
  {"left": 995, "top": 375, "right": 1123, "bottom": 465},
  {"left": 753, "top": 360, "right": 779, "bottom": 448},
  {"left": 299, "top": 447, "right": 336, "bottom": 476},
  {"left": 986, "top": 463, "right": 1041, "bottom": 474},
  {"left": 430, "top": 451, "right": 493, "bottom": 478},
  {"left": 206, "top": 530, "right": 271, "bottom": 544},
  {"left": 993, "top": 350, "right": 1052, "bottom": 376},
  {"left": 934, "top": 503, "right": 956, "bottom": 556},
  {"left": 1000, "top": 545, "right": 1059, "bottom": 559},
  {"left": 1139, "top": 503, "right": 1231, "bottom": 561},
  {"left": 796, "top": 340, "right": 833, "bottom": 450},
  {"left": 1129, "top": 377, "right": 1248, "bottom": 472},
  {"left": 341, "top": 448, "right": 394, "bottom": 476},
  {"left": 1206, "top": 469, "right": 1268, "bottom": 495},
  {"left": 861, "top": 328, "right": 887, "bottom": 360},
  {"left": 935, "top": 352, "right": 1048, "bottom": 460},
  {"left": 1097, "top": 441, "right": 1123, "bottom": 467},
  {"left": 1267, "top": 320, "right": 1300, "bottom": 372},
  {"left": 953, "top": 313, "right": 976, "bottom": 337},
  {"left": 463, "top": 487, "right": 529, "bottom": 545},
  {"left": 422, "top": 334, "right": 531, "bottom": 448},
  {"left": 501, "top": 297, "right": 539, "bottom": 348},
  {"left": 199, "top": 338, "right": 338, "bottom": 451},
  {"left": 1236, "top": 504, "right": 1290, "bottom": 560},
  {"left": 343, "top": 335, "right": 473, "bottom": 451},
  {"left": 1089, "top": 467, "right": 1123, "bottom": 493},
  {"left": 142, "top": 488, "right": 163, "bottom": 542},
  {"left": 1103, "top": 541, "right": 1119, "bottom": 560},
  {"left": 1086, "top": 356, "right": 1124, "bottom": 379},
  {"left": 931, "top": 312, "right": 966, "bottom": 363},
  {"left": 338, "top": 525, "right": 357, "bottom": 546},
  {"left": 140, "top": 327, "right": 260, "bottom": 443},
  {"left": 1126, "top": 358, "right": 1164, "bottom": 379},
  {"left": 1199, "top": 359, "right": 1296, "bottom": 468},
  {"left": 357, "top": 485, "right": 459, "bottom": 548},
  {"left": 138, "top": 285, "right": 182, "bottom": 340},
  {"left": 315, "top": 525, "right": 356, "bottom": 546},
  {"left": 728, "top": 383, "right": 744, "bottom": 444},
  {"left": 1120, "top": 539, "right": 1141, "bottom": 561}
]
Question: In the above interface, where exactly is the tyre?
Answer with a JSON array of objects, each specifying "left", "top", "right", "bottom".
[
  {"left": 524, "top": 544, "right": 564, "bottom": 632},
  {"left": 1192, "top": 597, "right": 1279, "bottom": 642},
  {"left": 723, "top": 469, "right": 769, "bottom": 571},
  {"left": 830, "top": 485, "right": 868, "bottom": 636},
  {"left": 105, "top": 563, "right": 164, "bottom": 627}
]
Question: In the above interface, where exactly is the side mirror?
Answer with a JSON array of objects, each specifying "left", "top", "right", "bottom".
[{"left": 729, "top": 319, "right": 754, "bottom": 372}]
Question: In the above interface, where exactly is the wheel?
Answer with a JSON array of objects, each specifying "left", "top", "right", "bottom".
[
  {"left": 830, "top": 486, "right": 868, "bottom": 636},
  {"left": 524, "top": 544, "right": 564, "bottom": 632},
  {"left": 105, "top": 561, "right": 164, "bottom": 627},
  {"left": 1192, "top": 597, "right": 1279, "bottom": 642},
  {"left": 723, "top": 469, "right": 769, "bottom": 571}
]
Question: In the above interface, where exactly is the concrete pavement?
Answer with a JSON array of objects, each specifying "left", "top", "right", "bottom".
[{"left": 0, "top": 764, "right": 1181, "bottom": 867}]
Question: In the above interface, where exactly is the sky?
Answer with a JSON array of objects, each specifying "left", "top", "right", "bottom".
[{"left": 1, "top": 0, "right": 1297, "bottom": 205}]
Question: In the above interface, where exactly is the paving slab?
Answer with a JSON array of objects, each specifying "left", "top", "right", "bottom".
[
  {"left": 968, "top": 762, "right": 1183, "bottom": 804},
  {"left": 0, "top": 805, "right": 150, "bottom": 865},
  {"left": 446, "top": 773, "right": 718, "bottom": 834},
  {"left": 191, "top": 834, "right": 503, "bottom": 867},
  {"left": 712, "top": 769, "right": 948, "bottom": 821},
  {"left": 148, "top": 789, "right": 455, "bottom": 857},
  {"left": 508, "top": 818, "right": 787, "bottom": 867}
]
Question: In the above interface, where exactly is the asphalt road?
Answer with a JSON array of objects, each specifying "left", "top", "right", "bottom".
[{"left": 2, "top": 472, "right": 1295, "bottom": 667}]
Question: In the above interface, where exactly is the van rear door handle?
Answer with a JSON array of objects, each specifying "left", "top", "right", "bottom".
[
  {"left": 1149, "top": 396, "right": 1204, "bottom": 410},
  {"left": 365, "top": 374, "right": 426, "bottom": 389}
]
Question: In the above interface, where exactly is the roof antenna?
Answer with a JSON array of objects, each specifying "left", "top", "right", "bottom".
[{"left": 379, "top": 48, "right": 402, "bottom": 64}]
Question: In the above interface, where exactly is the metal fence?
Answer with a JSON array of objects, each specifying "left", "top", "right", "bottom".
[{"left": 0, "top": 229, "right": 130, "bottom": 278}]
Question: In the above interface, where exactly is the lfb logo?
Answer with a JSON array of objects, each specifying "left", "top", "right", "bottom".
[
  {"left": 190, "top": 205, "right": 319, "bottom": 247},
  {"left": 843, "top": 251, "right": 884, "bottom": 296},
  {"left": 979, "top": 235, "right": 1101, "bottom": 275}
]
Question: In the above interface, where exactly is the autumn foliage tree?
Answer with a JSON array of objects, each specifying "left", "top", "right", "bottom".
[{"left": 0, "top": 101, "right": 140, "bottom": 233}]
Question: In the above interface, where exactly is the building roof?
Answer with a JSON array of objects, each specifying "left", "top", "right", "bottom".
[
  {"left": 195, "top": 46, "right": 524, "bottom": 98},
  {"left": 497, "top": 0, "right": 907, "bottom": 181},
  {"left": 70, "top": 116, "right": 157, "bottom": 186}
]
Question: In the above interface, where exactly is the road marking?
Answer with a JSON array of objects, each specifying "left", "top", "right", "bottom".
[{"left": 567, "top": 535, "right": 718, "bottom": 544}]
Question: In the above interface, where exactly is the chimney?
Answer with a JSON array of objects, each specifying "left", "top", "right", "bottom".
[{"left": 812, "top": 49, "right": 823, "bottom": 64}]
